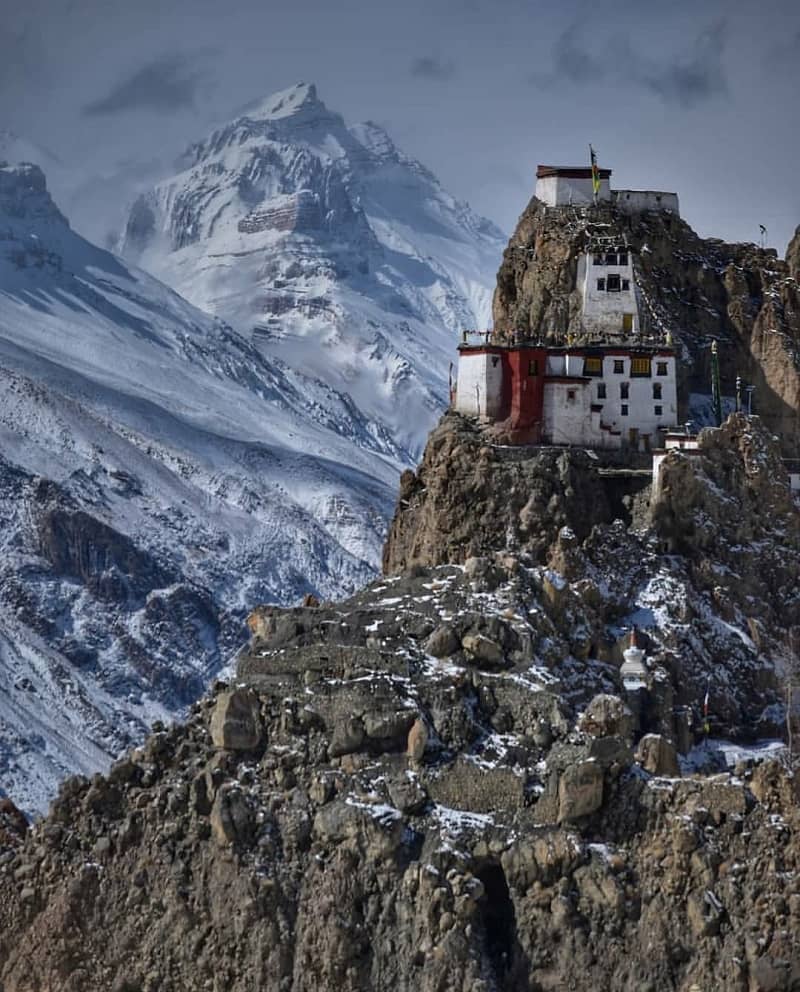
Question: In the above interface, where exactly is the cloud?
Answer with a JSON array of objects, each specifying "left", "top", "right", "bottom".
[
  {"left": 638, "top": 21, "right": 727, "bottom": 106},
  {"left": 539, "top": 20, "right": 728, "bottom": 109},
  {"left": 83, "top": 52, "right": 214, "bottom": 116},
  {"left": 410, "top": 55, "right": 456, "bottom": 81}
]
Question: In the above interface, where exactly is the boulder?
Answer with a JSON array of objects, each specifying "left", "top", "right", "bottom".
[
  {"left": 461, "top": 633, "right": 504, "bottom": 668},
  {"left": 387, "top": 773, "right": 429, "bottom": 814},
  {"left": 425, "top": 624, "right": 460, "bottom": 658},
  {"left": 406, "top": 718, "right": 428, "bottom": 766},
  {"left": 363, "top": 709, "right": 416, "bottom": 745},
  {"left": 210, "top": 787, "right": 254, "bottom": 846},
  {"left": 329, "top": 717, "right": 365, "bottom": 758},
  {"left": 578, "top": 694, "right": 636, "bottom": 740},
  {"left": 558, "top": 760, "right": 604, "bottom": 822},
  {"left": 635, "top": 734, "right": 680, "bottom": 777},
  {"left": 209, "top": 688, "right": 263, "bottom": 751}
]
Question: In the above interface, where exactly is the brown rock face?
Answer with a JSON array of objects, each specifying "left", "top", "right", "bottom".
[
  {"left": 492, "top": 198, "right": 800, "bottom": 456},
  {"left": 787, "top": 225, "right": 800, "bottom": 281},
  {"left": 558, "top": 759, "right": 604, "bottom": 821},
  {"left": 635, "top": 734, "right": 680, "bottom": 777},
  {"left": 382, "top": 410, "right": 651, "bottom": 575},
  {"left": 209, "top": 689, "right": 264, "bottom": 750},
  {"left": 0, "top": 798, "right": 28, "bottom": 851}
]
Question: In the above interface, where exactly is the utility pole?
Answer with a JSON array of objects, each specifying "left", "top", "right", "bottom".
[{"left": 711, "top": 340, "right": 723, "bottom": 427}]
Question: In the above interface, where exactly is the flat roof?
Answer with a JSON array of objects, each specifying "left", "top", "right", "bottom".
[
  {"left": 536, "top": 165, "right": 613, "bottom": 180},
  {"left": 458, "top": 342, "right": 677, "bottom": 357}
]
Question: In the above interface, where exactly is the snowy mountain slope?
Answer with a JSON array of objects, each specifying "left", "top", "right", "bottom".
[
  {"left": 121, "top": 83, "right": 506, "bottom": 460},
  {"left": 0, "top": 161, "right": 401, "bottom": 813}
]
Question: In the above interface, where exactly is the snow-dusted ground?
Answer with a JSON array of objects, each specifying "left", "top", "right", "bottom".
[{"left": 0, "top": 162, "right": 392, "bottom": 812}]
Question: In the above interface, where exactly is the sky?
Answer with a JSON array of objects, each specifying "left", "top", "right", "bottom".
[{"left": 1, "top": 0, "right": 799, "bottom": 253}]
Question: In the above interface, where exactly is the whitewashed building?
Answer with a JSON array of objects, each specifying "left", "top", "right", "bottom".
[
  {"left": 454, "top": 161, "right": 681, "bottom": 448},
  {"left": 578, "top": 246, "right": 640, "bottom": 339},
  {"left": 454, "top": 342, "right": 678, "bottom": 450},
  {"left": 534, "top": 165, "right": 679, "bottom": 217}
]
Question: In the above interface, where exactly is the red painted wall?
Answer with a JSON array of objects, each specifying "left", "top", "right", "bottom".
[{"left": 507, "top": 348, "right": 546, "bottom": 434}]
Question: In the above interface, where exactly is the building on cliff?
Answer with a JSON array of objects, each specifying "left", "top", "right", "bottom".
[
  {"left": 453, "top": 163, "right": 684, "bottom": 449},
  {"left": 454, "top": 341, "right": 677, "bottom": 449},
  {"left": 534, "top": 164, "right": 680, "bottom": 216}
]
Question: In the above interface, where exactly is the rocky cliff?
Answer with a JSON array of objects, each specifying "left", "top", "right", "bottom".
[
  {"left": 1, "top": 413, "right": 798, "bottom": 991},
  {"left": 492, "top": 198, "right": 800, "bottom": 456}
]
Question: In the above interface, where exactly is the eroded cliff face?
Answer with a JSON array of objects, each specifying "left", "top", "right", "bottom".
[
  {"left": 492, "top": 199, "right": 800, "bottom": 455},
  {"left": 1, "top": 414, "right": 798, "bottom": 992}
]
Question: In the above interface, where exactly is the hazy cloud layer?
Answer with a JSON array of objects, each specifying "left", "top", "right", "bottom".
[
  {"left": 544, "top": 20, "right": 728, "bottom": 108},
  {"left": 83, "top": 53, "right": 213, "bottom": 116},
  {"left": 410, "top": 55, "right": 456, "bottom": 80}
]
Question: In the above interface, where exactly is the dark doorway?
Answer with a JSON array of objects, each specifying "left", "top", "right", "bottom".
[{"left": 477, "top": 864, "right": 529, "bottom": 990}]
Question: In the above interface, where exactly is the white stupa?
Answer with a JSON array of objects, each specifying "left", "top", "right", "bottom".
[{"left": 620, "top": 627, "right": 648, "bottom": 682}]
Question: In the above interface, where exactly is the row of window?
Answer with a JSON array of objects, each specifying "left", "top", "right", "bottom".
[
  {"left": 593, "top": 252, "right": 629, "bottom": 266},
  {"left": 597, "top": 382, "right": 663, "bottom": 400},
  {"left": 597, "top": 275, "right": 630, "bottom": 292},
  {"left": 597, "top": 383, "right": 663, "bottom": 400},
  {"left": 620, "top": 405, "right": 663, "bottom": 417},
  {"left": 528, "top": 359, "right": 671, "bottom": 378},
  {"left": 584, "top": 357, "right": 670, "bottom": 377}
]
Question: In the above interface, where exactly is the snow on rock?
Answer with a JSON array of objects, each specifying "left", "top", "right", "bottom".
[{"left": 0, "top": 161, "right": 407, "bottom": 813}]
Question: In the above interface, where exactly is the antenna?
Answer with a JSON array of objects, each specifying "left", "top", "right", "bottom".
[{"left": 710, "top": 340, "right": 723, "bottom": 427}]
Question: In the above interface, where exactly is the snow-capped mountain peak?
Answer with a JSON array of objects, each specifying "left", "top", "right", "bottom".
[
  {"left": 121, "top": 83, "right": 506, "bottom": 461},
  {"left": 243, "top": 81, "right": 328, "bottom": 122}
]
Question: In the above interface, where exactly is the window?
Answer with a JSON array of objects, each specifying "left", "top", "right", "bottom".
[
  {"left": 528, "top": 359, "right": 539, "bottom": 376},
  {"left": 657, "top": 361, "right": 669, "bottom": 376},
  {"left": 607, "top": 274, "right": 621, "bottom": 292},
  {"left": 605, "top": 252, "right": 617, "bottom": 265},
  {"left": 613, "top": 359, "right": 625, "bottom": 374},
  {"left": 593, "top": 253, "right": 603, "bottom": 265},
  {"left": 622, "top": 279, "right": 630, "bottom": 291},
  {"left": 619, "top": 252, "right": 628, "bottom": 266},
  {"left": 654, "top": 405, "right": 663, "bottom": 416},
  {"left": 597, "top": 383, "right": 607, "bottom": 399},
  {"left": 620, "top": 382, "right": 630, "bottom": 399},
  {"left": 567, "top": 389, "right": 576, "bottom": 402},
  {"left": 596, "top": 278, "right": 606, "bottom": 291},
  {"left": 631, "top": 356, "right": 651, "bottom": 377},
  {"left": 583, "top": 356, "right": 603, "bottom": 376},
  {"left": 653, "top": 383, "right": 662, "bottom": 400},
  {"left": 621, "top": 404, "right": 629, "bottom": 416}
]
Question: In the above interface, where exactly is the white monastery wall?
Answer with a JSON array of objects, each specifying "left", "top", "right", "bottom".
[
  {"left": 578, "top": 252, "right": 640, "bottom": 338},
  {"left": 535, "top": 176, "right": 611, "bottom": 207},
  {"left": 594, "top": 354, "right": 677, "bottom": 439},
  {"left": 455, "top": 351, "right": 503, "bottom": 419},
  {"left": 542, "top": 382, "right": 591, "bottom": 445},
  {"left": 614, "top": 190, "right": 680, "bottom": 216}
]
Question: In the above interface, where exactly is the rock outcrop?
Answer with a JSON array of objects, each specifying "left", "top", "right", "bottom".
[
  {"left": 1, "top": 258, "right": 799, "bottom": 989},
  {"left": 492, "top": 197, "right": 800, "bottom": 456},
  {"left": 382, "top": 411, "right": 650, "bottom": 574},
  {"left": 0, "top": 555, "right": 798, "bottom": 990}
]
